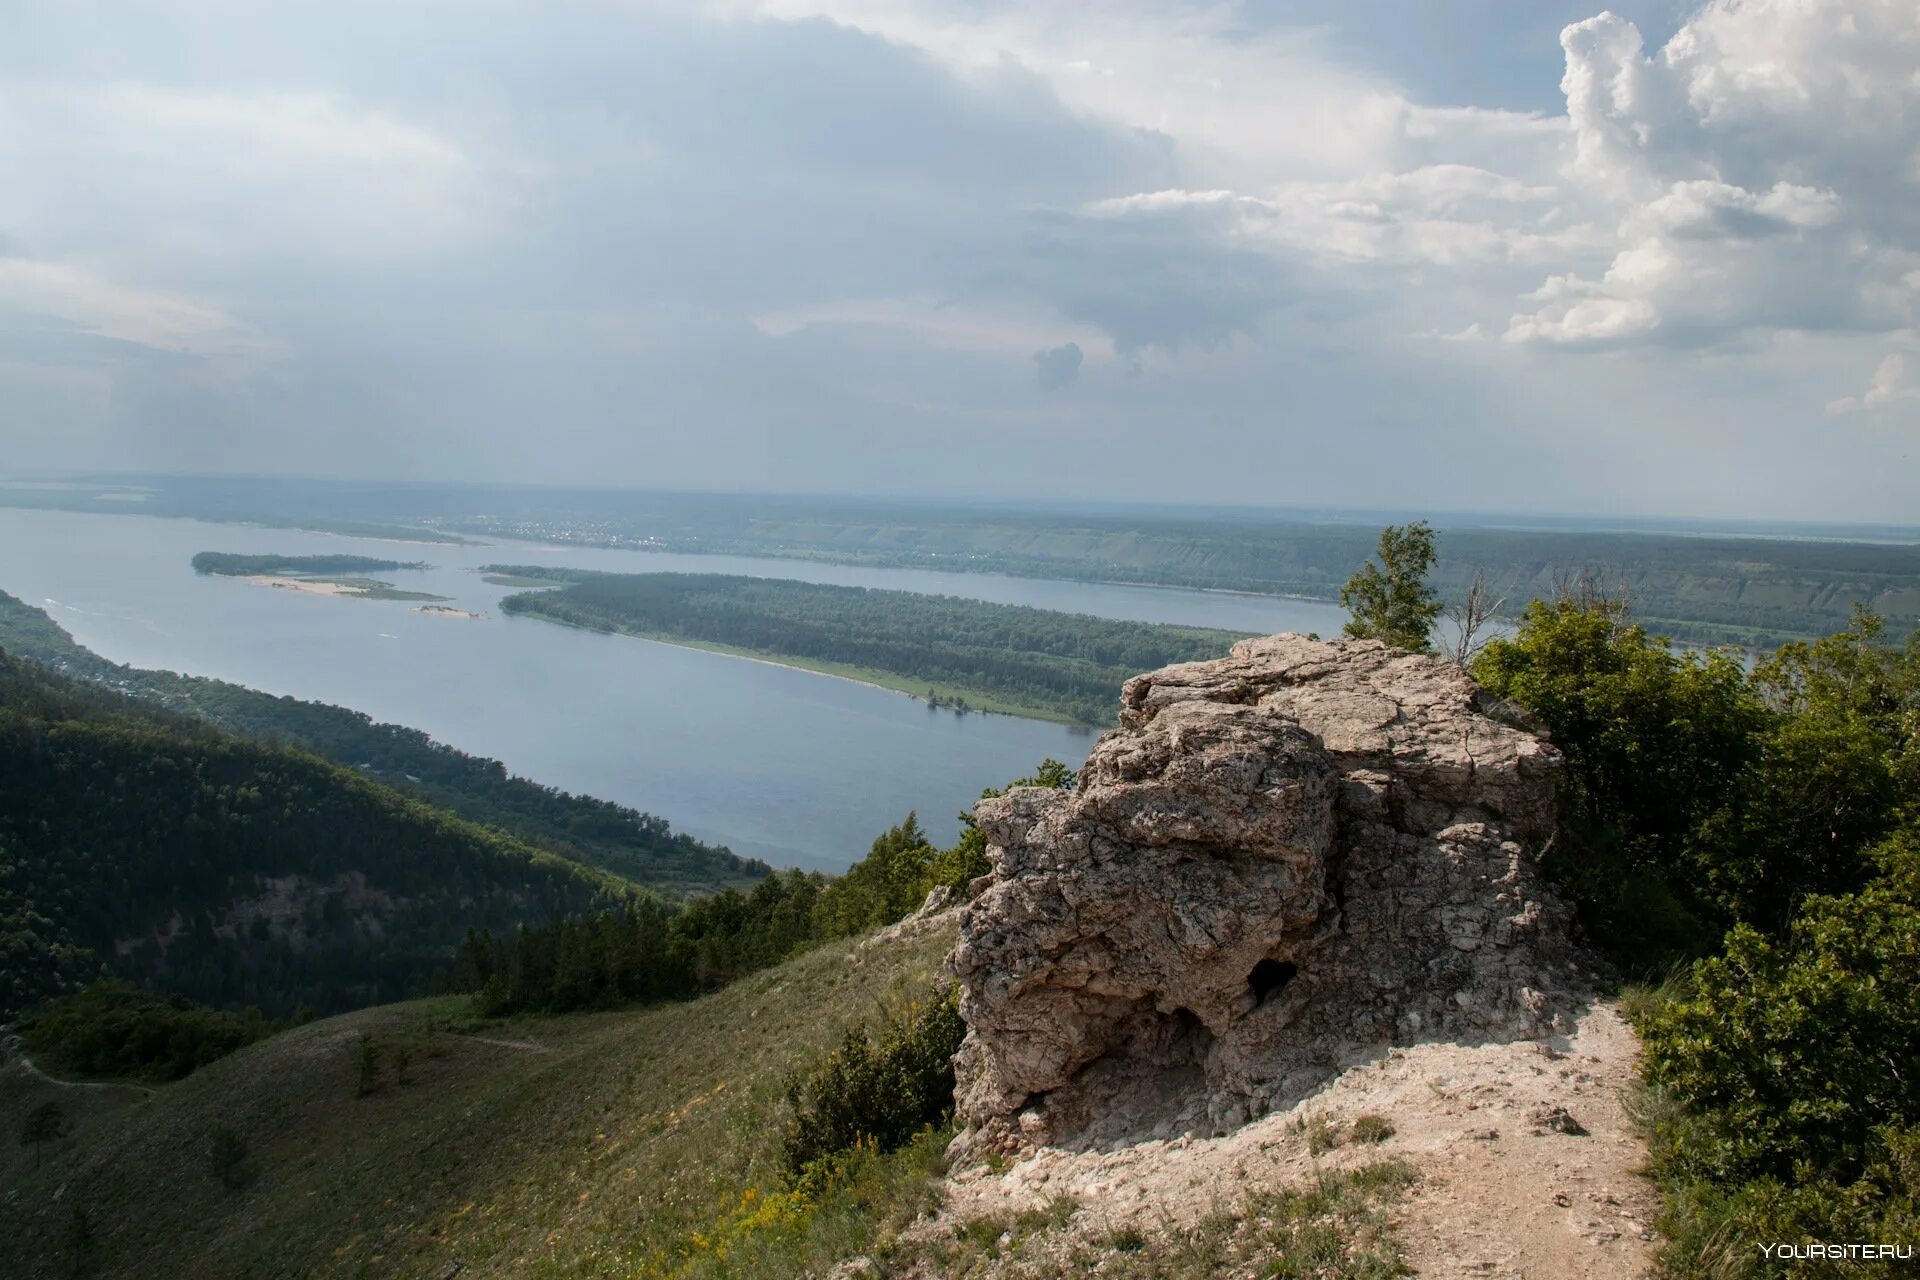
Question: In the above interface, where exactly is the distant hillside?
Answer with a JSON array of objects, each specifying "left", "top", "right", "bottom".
[
  {"left": 446, "top": 493, "right": 1920, "bottom": 648},
  {"left": 0, "top": 923, "right": 956, "bottom": 1279},
  {"left": 0, "top": 591, "right": 766, "bottom": 894},
  {"left": 9, "top": 479, "right": 1919, "bottom": 645},
  {"left": 0, "top": 648, "right": 633, "bottom": 1020}
]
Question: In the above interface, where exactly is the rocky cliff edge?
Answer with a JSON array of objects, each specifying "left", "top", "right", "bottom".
[{"left": 949, "top": 633, "right": 1592, "bottom": 1153}]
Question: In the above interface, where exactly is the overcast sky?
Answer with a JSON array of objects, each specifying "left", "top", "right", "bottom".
[{"left": 2, "top": 1, "right": 1916, "bottom": 521}]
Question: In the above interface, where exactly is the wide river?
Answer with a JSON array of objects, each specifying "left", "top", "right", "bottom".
[{"left": 0, "top": 506, "right": 1351, "bottom": 869}]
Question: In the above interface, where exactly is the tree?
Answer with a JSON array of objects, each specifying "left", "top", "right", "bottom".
[
  {"left": 1473, "top": 592, "right": 1765, "bottom": 968},
  {"left": 208, "top": 1125, "right": 253, "bottom": 1191},
  {"left": 1340, "top": 522, "right": 1441, "bottom": 653},
  {"left": 63, "top": 1202, "right": 94, "bottom": 1280},
  {"left": 1439, "top": 567, "right": 1509, "bottom": 671},
  {"left": 22, "top": 1099, "right": 69, "bottom": 1169},
  {"left": 354, "top": 1032, "right": 382, "bottom": 1096}
]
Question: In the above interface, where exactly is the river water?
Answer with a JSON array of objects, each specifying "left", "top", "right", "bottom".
[{"left": 0, "top": 506, "right": 1351, "bottom": 869}]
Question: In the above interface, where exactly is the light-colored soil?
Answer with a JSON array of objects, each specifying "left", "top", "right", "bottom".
[
  {"left": 243, "top": 574, "right": 362, "bottom": 596},
  {"left": 938, "top": 1001, "right": 1659, "bottom": 1280}
]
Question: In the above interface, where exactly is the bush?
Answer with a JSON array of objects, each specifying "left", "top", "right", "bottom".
[
  {"left": 1349, "top": 1115, "right": 1395, "bottom": 1145},
  {"left": 17, "top": 981, "right": 276, "bottom": 1081},
  {"left": 1638, "top": 856, "right": 1920, "bottom": 1272},
  {"left": 782, "top": 988, "right": 965, "bottom": 1177},
  {"left": 1473, "top": 595, "right": 1764, "bottom": 969}
]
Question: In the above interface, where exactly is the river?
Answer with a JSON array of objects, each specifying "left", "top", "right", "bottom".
[{"left": 0, "top": 506, "right": 1351, "bottom": 869}]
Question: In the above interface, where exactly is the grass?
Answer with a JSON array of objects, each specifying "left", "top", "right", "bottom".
[
  {"left": 0, "top": 922, "right": 958, "bottom": 1279},
  {"left": 915, "top": 1162, "right": 1418, "bottom": 1280}
]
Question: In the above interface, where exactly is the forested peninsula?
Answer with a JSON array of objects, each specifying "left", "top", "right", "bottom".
[{"left": 492, "top": 568, "right": 1248, "bottom": 725}]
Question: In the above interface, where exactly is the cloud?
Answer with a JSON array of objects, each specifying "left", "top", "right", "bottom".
[
  {"left": 1086, "top": 165, "right": 1572, "bottom": 268},
  {"left": 1032, "top": 341, "right": 1082, "bottom": 390},
  {"left": 1505, "top": 1, "right": 1920, "bottom": 347},
  {"left": 1, "top": 0, "right": 1917, "bottom": 520},
  {"left": 1827, "top": 352, "right": 1919, "bottom": 415},
  {"left": 0, "top": 257, "right": 267, "bottom": 358}
]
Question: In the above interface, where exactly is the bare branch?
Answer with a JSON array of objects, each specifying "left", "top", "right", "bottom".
[{"left": 1441, "top": 567, "right": 1512, "bottom": 671}]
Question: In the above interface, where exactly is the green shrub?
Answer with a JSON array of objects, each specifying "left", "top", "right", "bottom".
[
  {"left": 1473, "top": 595, "right": 1764, "bottom": 969},
  {"left": 1639, "top": 863, "right": 1920, "bottom": 1272},
  {"left": 17, "top": 981, "right": 276, "bottom": 1081},
  {"left": 782, "top": 988, "right": 965, "bottom": 1177}
]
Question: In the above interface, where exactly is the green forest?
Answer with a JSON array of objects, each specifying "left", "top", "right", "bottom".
[
  {"left": 495, "top": 570, "right": 1247, "bottom": 724},
  {"left": 0, "top": 591, "right": 764, "bottom": 893},
  {"left": 0, "top": 645, "right": 635, "bottom": 1021},
  {"left": 447, "top": 762, "right": 1069, "bottom": 1019},
  {"left": 191, "top": 552, "right": 427, "bottom": 576}
]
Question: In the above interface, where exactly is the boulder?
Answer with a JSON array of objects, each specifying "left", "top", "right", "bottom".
[{"left": 949, "top": 634, "right": 1587, "bottom": 1151}]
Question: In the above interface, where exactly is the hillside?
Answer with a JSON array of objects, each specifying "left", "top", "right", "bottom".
[
  {"left": 9, "top": 479, "right": 1919, "bottom": 646},
  {"left": 0, "top": 648, "right": 630, "bottom": 1019},
  {"left": 429, "top": 488, "right": 1920, "bottom": 647},
  {"left": 0, "top": 909, "right": 1665, "bottom": 1280},
  {"left": 0, "top": 922, "right": 956, "bottom": 1279},
  {"left": 0, "top": 591, "right": 765, "bottom": 894}
]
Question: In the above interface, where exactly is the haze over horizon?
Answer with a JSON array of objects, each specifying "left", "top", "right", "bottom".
[{"left": 4, "top": 1, "right": 1917, "bottom": 522}]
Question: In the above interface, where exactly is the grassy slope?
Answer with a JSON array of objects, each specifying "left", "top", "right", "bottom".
[{"left": 0, "top": 924, "right": 956, "bottom": 1280}]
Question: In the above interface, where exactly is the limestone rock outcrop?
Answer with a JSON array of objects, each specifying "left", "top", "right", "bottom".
[{"left": 949, "top": 634, "right": 1589, "bottom": 1151}]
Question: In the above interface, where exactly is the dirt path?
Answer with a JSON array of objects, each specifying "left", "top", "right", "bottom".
[
  {"left": 464, "top": 1035, "right": 549, "bottom": 1053},
  {"left": 939, "top": 1001, "right": 1659, "bottom": 1279},
  {"left": 1, "top": 1032, "right": 157, "bottom": 1096}
]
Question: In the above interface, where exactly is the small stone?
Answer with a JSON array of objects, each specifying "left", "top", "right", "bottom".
[{"left": 1530, "top": 1104, "right": 1590, "bottom": 1136}]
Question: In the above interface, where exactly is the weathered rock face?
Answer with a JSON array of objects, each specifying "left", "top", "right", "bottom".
[{"left": 949, "top": 634, "right": 1588, "bottom": 1151}]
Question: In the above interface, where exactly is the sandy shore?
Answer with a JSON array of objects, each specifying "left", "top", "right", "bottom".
[{"left": 243, "top": 575, "right": 363, "bottom": 597}]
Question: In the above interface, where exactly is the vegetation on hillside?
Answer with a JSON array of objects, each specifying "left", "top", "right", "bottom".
[
  {"left": 191, "top": 552, "right": 426, "bottom": 576},
  {"left": 0, "top": 591, "right": 764, "bottom": 893},
  {"left": 782, "top": 989, "right": 964, "bottom": 1177},
  {"left": 454, "top": 761, "right": 1075, "bottom": 1018},
  {"left": 17, "top": 981, "right": 282, "bottom": 1081},
  {"left": 0, "top": 646, "right": 630, "bottom": 1021},
  {"left": 1467, "top": 582, "right": 1918, "bottom": 1276},
  {"left": 497, "top": 571, "right": 1247, "bottom": 724},
  {"left": 0, "top": 923, "right": 961, "bottom": 1279}
]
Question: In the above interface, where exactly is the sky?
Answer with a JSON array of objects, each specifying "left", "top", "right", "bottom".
[{"left": 1, "top": 0, "right": 1916, "bottom": 521}]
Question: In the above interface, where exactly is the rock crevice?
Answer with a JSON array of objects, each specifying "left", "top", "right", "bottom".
[{"left": 949, "top": 634, "right": 1587, "bottom": 1151}]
